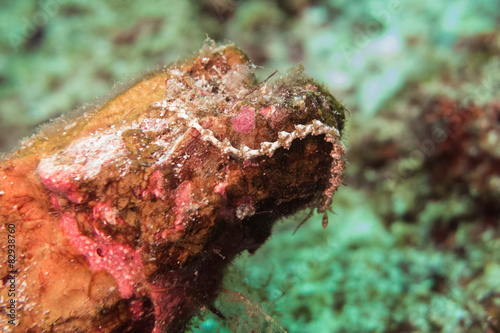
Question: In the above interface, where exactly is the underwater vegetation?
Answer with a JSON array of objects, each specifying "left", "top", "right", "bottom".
[{"left": 0, "top": 43, "right": 346, "bottom": 332}]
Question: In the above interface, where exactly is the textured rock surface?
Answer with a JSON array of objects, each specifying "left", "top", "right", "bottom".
[{"left": 0, "top": 44, "right": 346, "bottom": 332}]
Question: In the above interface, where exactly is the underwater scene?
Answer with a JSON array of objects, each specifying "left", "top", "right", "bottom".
[{"left": 1, "top": 0, "right": 499, "bottom": 332}]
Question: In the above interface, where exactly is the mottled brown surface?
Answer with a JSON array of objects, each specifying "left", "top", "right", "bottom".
[{"left": 0, "top": 44, "right": 346, "bottom": 332}]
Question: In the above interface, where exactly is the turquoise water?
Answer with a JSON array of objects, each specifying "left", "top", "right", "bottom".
[{"left": 2, "top": 1, "right": 499, "bottom": 332}]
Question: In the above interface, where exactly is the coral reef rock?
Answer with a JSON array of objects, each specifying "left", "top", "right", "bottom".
[{"left": 0, "top": 43, "right": 346, "bottom": 332}]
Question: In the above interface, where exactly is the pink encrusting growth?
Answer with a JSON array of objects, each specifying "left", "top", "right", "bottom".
[
  {"left": 140, "top": 169, "right": 167, "bottom": 200},
  {"left": 214, "top": 182, "right": 228, "bottom": 196},
  {"left": 231, "top": 105, "right": 256, "bottom": 133},
  {"left": 60, "top": 212, "right": 145, "bottom": 299}
]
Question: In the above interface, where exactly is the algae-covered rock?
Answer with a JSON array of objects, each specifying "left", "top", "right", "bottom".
[{"left": 0, "top": 43, "right": 346, "bottom": 332}]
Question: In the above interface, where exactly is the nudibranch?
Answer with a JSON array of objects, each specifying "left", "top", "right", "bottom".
[{"left": 0, "top": 42, "right": 346, "bottom": 332}]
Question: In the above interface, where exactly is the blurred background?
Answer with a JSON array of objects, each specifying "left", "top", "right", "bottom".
[{"left": 1, "top": 0, "right": 500, "bottom": 332}]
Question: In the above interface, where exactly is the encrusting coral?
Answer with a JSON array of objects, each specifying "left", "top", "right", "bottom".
[{"left": 0, "top": 42, "right": 346, "bottom": 332}]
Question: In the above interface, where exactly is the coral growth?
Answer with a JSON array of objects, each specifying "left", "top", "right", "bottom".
[{"left": 0, "top": 43, "right": 346, "bottom": 332}]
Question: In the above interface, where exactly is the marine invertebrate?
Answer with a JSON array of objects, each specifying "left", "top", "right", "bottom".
[{"left": 0, "top": 42, "right": 346, "bottom": 332}]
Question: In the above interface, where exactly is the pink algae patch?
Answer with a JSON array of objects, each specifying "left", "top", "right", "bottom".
[
  {"left": 60, "top": 212, "right": 145, "bottom": 298},
  {"left": 231, "top": 106, "right": 255, "bottom": 134},
  {"left": 214, "top": 182, "right": 227, "bottom": 196},
  {"left": 134, "top": 170, "right": 167, "bottom": 201},
  {"left": 143, "top": 170, "right": 167, "bottom": 200}
]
